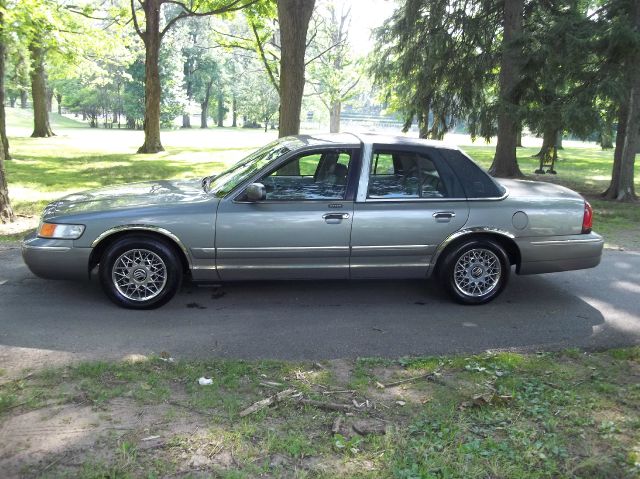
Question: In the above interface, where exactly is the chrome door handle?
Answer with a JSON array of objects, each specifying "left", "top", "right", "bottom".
[
  {"left": 433, "top": 211, "right": 455, "bottom": 222},
  {"left": 323, "top": 213, "right": 350, "bottom": 220}
]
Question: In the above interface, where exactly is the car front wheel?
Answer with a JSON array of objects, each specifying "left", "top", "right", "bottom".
[
  {"left": 439, "top": 239, "right": 510, "bottom": 305},
  {"left": 99, "top": 236, "right": 183, "bottom": 309}
]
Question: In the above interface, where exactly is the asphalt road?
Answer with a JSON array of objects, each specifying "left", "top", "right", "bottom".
[{"left": 1, "top": 245, "right": 639, "bottom": 376}]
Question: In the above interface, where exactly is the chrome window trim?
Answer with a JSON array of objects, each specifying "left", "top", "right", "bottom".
[
  {"left": 232, "top": 199, "right": 355, "bottom": 205},
  {"left": 91, "top": 225, "right": 193, "bottom": 268},
  {"left": 361, "top": 191, "right": 507, "bottom": 203},
  {"left": 363, "top": 197, "right": 468, "bottom": 203}
]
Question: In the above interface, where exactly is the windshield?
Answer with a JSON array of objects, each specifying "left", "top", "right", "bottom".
[{"left": 205, "top": 140, "right": 290, "bottom": 197}]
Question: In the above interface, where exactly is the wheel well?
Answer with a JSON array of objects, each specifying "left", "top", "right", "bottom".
[
  {"left": 89, "top": 230, "right": 190, "bottom": 275},
  {"left": 434, "top": 233, "right": 521, "bottom": 274}
]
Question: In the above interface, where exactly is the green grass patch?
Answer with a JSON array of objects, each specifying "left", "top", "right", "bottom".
[{"left": 1, "top": 348, "right": 639, "bottom": 477}]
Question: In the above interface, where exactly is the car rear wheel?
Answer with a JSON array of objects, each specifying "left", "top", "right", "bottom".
[
  {"left": 99, "top": 236, "right": 182, "bottom": 309},
  {"left": 439, "top": 239, "right": 510, "bottom": 305}
]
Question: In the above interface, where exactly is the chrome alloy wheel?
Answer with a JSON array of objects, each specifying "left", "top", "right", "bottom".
[
  {"left": 112, "top": 249, "right": 167, "bottom": 301},
  {"left": 453, "top": 248, "right": 501, "bottom": 297}
]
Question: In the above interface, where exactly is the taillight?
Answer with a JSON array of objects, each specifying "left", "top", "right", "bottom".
[{"left": 582, "top": 201, "right": 593, "bottom": 234}]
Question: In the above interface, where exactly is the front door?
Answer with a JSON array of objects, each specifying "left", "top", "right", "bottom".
[
  {"left": 350, "top": 146, "right": 469, "bottom": 279},
  {"left": 215, "top": 148, "right": 357, "bottom": 280}
]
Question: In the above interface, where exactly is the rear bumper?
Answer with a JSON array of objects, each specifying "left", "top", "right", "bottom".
[
  {"left": 516, "top": 232, "right": 604, "bottom": 275},
  {"left": 22, "top": 232, "right": 92, "bottom": 280}
]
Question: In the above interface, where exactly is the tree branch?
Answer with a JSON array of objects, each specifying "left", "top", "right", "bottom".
[
  {"left": 305, "top": 40, "right": 345, "bottom": 66},
  {"left": 251, "top": 22, "right": 279, "bottom": 93},
  {"left": 160, "top": 0, "right": 259, "bottom": 39},
  {"left": 130, "top": 0, "right": 144, "bottom": 39}
]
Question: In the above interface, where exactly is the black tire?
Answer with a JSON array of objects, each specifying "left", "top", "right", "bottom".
[
  {"left": 99, "top": 235, "right": 183, "bottom": 309},
  {"left": 438, "top": 239, "right": 510, "bottom": 305}
]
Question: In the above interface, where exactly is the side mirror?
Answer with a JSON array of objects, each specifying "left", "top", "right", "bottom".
[{"left": 245, "top": 182, "right": 266, "bottom": 202}]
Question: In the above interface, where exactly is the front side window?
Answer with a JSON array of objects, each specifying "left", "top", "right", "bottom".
[
  {"left": 261, "top": 150, "right": 353, "bottom": 201},
  {"left": 368, "top": 150, "right": 447, "bottom": 199}
]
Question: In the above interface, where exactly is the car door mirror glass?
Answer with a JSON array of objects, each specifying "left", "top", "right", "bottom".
[{"left": 245, "top": 183, "right": 266, "bottom": 202}]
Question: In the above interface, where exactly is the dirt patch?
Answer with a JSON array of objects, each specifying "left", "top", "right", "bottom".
[
  {"left": 0, "top": 397, "right": 200, "bottom": 476},
  {"left": 0, "top": 215, "right": 37, "bottom": 239},
  {"left": 326, "top": 358, "right": 352, "bottom": 386}
]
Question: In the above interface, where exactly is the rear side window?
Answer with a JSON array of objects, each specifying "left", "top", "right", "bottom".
[
  {"left": 368, "top": 150, "right": 447, "bottom": 199},
  {"left": 440, "top": 149, "right": 506, "bottom": 198}
]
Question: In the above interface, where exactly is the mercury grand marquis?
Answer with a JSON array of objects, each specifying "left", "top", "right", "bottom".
[{"left": 22, "top": 133, "right": 604, "bottom": 309}]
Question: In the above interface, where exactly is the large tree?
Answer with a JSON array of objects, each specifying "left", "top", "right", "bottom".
[
  {"left": 602, "top": 0, "right": 640, "bottom": 202},
  {"left": 370, "top": 0, "right": 499, "bottom": 140},
  {"left": 28, "top": 41, "right": 54, "bottom": 137},
  {"left": 276, "top": 0, "right": 315, "bottom": 137},
  {"left": 130, "top": 0, "right": 261, "bottom": 153},
  {"left": 0, "top": 6, "right": 15, "bottom": 223},
  {"left": 488, "top": 0, "right": 524, "bottom": 178}
]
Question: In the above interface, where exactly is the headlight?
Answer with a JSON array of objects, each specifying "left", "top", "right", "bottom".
[{"left": 37, "top": 222, "right": 85, "bottom": 240}]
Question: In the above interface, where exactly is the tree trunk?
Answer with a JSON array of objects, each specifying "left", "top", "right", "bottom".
[
  {"left": 0, "top": 136, "right": 12, "bottom": 223},
  {"left": 232, "top": 94, "right": 237, "bottom": 127},
  {"left": 200, "top": 79, "right": 213, "bottom": 129},
  {"left": 29, "top": 42, "right": 54, "bottom": 138},
  {"left": 55, "top": 93, "right": 62, "bottom": 115},
  {"left": 0, "top": 9, "right": 15, "bottom": 223},
  {"left": 329, "top": 100, "right": 341, "bottom": 133},
  {"left": 200, "top": 103, "right": 208, "bottom": 128},
  {"left": 8, "top": 94, "right": 16, "bottom": 107},
  {"left": 600, "top": 125, "right": 614, "bottom": 149},
  {"left": 603, "top": 92, "right": 639, "bottom": 201},
  {"left": 417, "top": 111, "right": 429, "bottom": 139},
  {"left": 182, "top": 58, "right": 192, "bottom": 129},
  {"left": 277, "top": 0, "right": 315, "bottom": 138},
  {"left": 534, "top": 127, "right": 557, "bottom": 158},
  {"left": 488, "top": 0, "right": 524, "bottom": 178},
  {"left": 137, "top": 0, "right": 164, "bottom": 153},
  {"left": 556, "top": 130, "right": 563, "bottom": 150},
  {"left": 516, "top": 126, "right": 522, "bottom": 147},
  {"left": 20, "top": 90, "right": 27, "bottom": 108},
  {"left": 603, "top": 0, "right": 640, "bottom": 202},
  {"left": 0, "top": 20, "right": 9, "bottom": 162},
  {"left": 46, "top": 88, "right": 53, "bottom": 113},
  {"left": 217, "top": 92, "right": 224, "bottom": 127}
]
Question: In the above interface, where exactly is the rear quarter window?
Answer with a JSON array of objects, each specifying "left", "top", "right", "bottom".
[{"left": 440, "top": 149, "right": 506, "bottom": 198}]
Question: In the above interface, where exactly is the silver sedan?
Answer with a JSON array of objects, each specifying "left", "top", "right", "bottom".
[{"left": 23, "top": 133, "right": 604, "bottom": 309}]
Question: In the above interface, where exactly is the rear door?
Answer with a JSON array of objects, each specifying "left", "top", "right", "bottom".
[{"left": 350, "top": 145, "right": 469, "bottom": 279}]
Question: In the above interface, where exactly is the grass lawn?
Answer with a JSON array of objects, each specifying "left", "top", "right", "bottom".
[
  {"left": 1, "top": 348, "right": 638, "bottom": 477},
  {"left": 1, "top": 107, "right": 639, "bottom": 248}
]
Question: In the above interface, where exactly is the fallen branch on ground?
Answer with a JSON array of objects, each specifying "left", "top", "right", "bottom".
[
  {"left": 239, "top": 388, "right": 296, "bottom": 417},
  {"left": 295, "top": 398, "right": 353, "bottom": 412},
  {"left": 378, "top": 369, "right": 443, "bottom": 389}
]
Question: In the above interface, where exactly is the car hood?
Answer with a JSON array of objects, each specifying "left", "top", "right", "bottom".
[{"left": 43, "top": 179, "right": 210, "bottom": 218}]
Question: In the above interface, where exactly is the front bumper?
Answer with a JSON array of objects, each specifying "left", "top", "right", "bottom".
[
  {"left": 516, "top": 232, "right": 604, "bottom": 275},
  {"left": 22, "top": 232, "right": 92, "bottom": 280}
]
